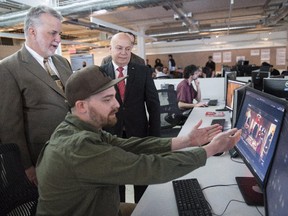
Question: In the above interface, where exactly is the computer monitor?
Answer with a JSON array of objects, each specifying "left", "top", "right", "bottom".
[
  {"left": 216, "top": 71, "right": 237, "bottom": 111},
  {"left": 234, "top": 87, "right": 286, "bottom": 206},
  {"left": 251, "top": 71, "right": 270, "bottom": 91},
  {"left": 264, "top": 104, "right": 288, "bottom": 216},
  {"left": 263, "top": 78, "right": 288, "bottom": 100},
  {"left": 231, "top": 82, "right": 251, "bottom": 128},
  {"left": 225, "top": 79, "right": 247, "bottom": 111},
  {"left": 237, "top": 60, "right": 249, "bottom": 66}
]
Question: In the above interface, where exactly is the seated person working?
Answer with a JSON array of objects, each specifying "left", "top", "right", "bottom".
[
  {"left": 177, "top": 64, "right": 208, "bottom": 114},
  {"left": 36, "top": 65, "right": 241, "bottom": 216}
]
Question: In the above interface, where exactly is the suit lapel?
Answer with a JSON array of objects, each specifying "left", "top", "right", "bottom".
[
  {"left": 20, "top": 47, "right": 66, "bottom": 97},
  {"left": 125, "top": 64, "right": 136, "bottom": 100},
  {"left": 107, "top": 62, "right": 116, "bottom": 79},
  {"left": 51, "top": 56, "right": 71, "bottom": 82}
]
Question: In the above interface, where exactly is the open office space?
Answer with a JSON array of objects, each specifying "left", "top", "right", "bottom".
[{"left": 1, "top": 1, "right": 288, "bottom": 216}]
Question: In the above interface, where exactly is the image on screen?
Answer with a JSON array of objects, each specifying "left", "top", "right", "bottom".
[
  {"left": 225, "top": 79, "right": 246, "bottom": 111},
  {"left": 235, "top": 87, "right": 285, "bottom": 206},
  {"left": 265, "top": 105, "right": 288, "bottom": 216}
]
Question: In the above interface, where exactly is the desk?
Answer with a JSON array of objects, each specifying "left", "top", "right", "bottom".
[{"left": 132, "top": 106, "right": 265, "bottom": 216}]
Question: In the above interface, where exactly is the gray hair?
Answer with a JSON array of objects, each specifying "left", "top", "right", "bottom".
[{"left": 24, "top": 5, "right": 63, "bottom": 37}]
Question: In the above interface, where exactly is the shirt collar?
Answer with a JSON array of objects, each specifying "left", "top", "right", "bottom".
[
  {"left": 112, "top": 61, "right": 128, "bottom": 76},
  {"left": 25, "top": 44, "right": 51, "bottom": 67}
]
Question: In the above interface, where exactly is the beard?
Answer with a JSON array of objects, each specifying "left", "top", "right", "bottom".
[{"left": 88, "top": 105, "right": 118, "bottom": 128}]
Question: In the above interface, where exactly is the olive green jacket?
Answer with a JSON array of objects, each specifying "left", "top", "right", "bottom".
[{"left": 36, "top": 113, "right": 206, "bottom": 216}]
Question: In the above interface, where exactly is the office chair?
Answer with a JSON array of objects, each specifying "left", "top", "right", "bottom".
[
  {"left": 0, "top": 143, "right": 38, "bottom": 216},
  {"left": 157, "top": 85, "right": 187, "bottom": 137}
]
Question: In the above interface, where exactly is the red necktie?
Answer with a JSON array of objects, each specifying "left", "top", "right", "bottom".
[{"left": 117, "top": 67, "right": 125, "bottom": 101}]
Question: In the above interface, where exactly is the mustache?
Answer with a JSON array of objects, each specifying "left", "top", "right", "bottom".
[{"left": 110, "top": 108, "right": 119, "bottom": 115}]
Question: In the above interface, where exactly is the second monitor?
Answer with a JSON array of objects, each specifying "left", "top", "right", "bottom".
[
  {"left": 263, "top": 78, "right": 288, "bottom": 100},
  {"left": 234, "top": 87, "right": 286, "bottom": 206}
]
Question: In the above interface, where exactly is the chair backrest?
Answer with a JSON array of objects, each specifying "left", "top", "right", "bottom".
[
  {"left": 0, "top": 143, "right": 38, "bottom": 216},
  {"left": 157, "top": 85, "right": 185, "bottom": 129}
]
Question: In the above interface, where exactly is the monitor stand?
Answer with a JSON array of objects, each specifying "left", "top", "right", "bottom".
[{"left": 235, "top": 177, "right": 264, "bottom": 206}]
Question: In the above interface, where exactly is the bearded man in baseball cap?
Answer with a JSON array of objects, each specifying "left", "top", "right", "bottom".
[{"left": 36, "top": 65, "right": 241, "bottom": 216}]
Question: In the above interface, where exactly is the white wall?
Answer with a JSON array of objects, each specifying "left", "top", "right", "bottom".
[{"left": 154, "top": 77, "right": 225, "bottom": 101}]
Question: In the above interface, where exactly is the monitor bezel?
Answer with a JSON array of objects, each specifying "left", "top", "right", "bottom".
[
  {"left": 264, "top": 103, "right": 288, "bottom": 215},
  {"left": 263, "top": 78, "right": 288, "bottom": 100},
  {"left": 225, "top": 79, "right": 247, "bottom": 111},
  {"left": 251, "top": 71, "right": 270, "bottom": 91},
  {"left": 231, "top": 82, "right": 251, "bottom": 127}
]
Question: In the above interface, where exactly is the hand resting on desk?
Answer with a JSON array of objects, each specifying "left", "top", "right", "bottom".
[
  {"left": 194, "top": 102, "right": 208, "bottom": 107},
  {"left": 171, "top": 119, "right": 241, "bottom": 158}
]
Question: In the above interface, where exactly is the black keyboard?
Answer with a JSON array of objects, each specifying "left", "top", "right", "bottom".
[
  {"left": 172, "top": 178, "right": 212, "bottom": 216},
  {"left": 211, "top": 118, "right": 226, "bottom": 130},
  {"left": 207, "top": 99, "right": 218, "bottom": 106}
]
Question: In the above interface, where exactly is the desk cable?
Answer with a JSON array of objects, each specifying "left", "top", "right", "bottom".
[
  {"left": 201, "top": 184, "right": 264, "bottom": 216},
  {"left": 230, "top": 156, "right": 245, "bottom": 164}
]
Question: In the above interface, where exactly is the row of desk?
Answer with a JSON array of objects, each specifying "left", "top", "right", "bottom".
[{"left": 132, "top": 105, "right": 265, "bottom": 215}]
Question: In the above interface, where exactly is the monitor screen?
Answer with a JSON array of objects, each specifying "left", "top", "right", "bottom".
[
  {"left": 263, "top": 78, "right": 288, "bottom": 100},
  {"left": 225, "top": 79, "right": 247, "bottom": 111},
  {"left": 235, "top": 87, "right": 285, "bottom": 206},
  {"left": 264, "top": 104, "right": 288, "bottom": 216},
  {"left": 251, "top": 71, "right": 270, "bottom": 91}
]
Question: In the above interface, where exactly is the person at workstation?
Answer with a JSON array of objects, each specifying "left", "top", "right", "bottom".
[
  {"left": 205, "top": 55, "right": 216, "bottom": 77},
  {"left": 261, "top": 62, "right": 280, "bottom": 76},
  {"left": 177, "top": 64, "right": 208, "bottom": 112},
  {"left": 101, "top": 31, "right": 145, "bottom": 66},
  {"left": 101, "top": 32, "right": 160, "bottom": 203},
  {"left": 0, "top": 5, "right": 72, "bottom": 185},
  {"left": 154, "top": 66, "right": 170, "bottom": 78},
  {"left": 154, "top": 58, "right": 164, "bottom": 68},
  {"left": 35, "top": 65, "right": 242, "bottom": 216},
  {"left": 168, "top": 54, "right": 176, "bottom": 77}
]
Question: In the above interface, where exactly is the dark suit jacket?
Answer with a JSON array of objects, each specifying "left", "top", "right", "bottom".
[
  {"left": 0, "top": 46, "right": 72, "bottom": 168},
  {"left": 101, "top": 52, "right": 145, "bottom": 66},
  {"left": 101, "top": 62, "right": 160, "bottom": 138}
]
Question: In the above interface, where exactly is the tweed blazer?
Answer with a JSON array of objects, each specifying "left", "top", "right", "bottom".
[
  {"left": 0, "top": 46, "right": 72, "bottom": 168},
  {"left": 101, "top": 62, "right": 160, "bottom": 138}
]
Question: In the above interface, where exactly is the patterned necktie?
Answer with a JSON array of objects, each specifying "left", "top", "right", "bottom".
[
  {"left": 117, "top": 67, "right": 125, "bottom": 101},
  {"left": 43, "top": 58, "right": 64, "bottom": 92}
]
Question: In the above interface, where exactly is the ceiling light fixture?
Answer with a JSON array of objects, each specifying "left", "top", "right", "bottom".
[{"left": 92, "top": 9, "right": 108, "bottom": 15}]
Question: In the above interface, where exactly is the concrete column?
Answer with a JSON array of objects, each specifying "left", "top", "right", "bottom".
[{"left": 135, "top": 26, "right": 147, "bottom": 62}]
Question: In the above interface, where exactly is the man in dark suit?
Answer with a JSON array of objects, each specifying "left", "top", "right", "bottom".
[
  {"left": 0, "top": 5, "right": 72, "bottom": 185},
  {"left": 101, "top": 32, "right": 160, "bottom": 203}
]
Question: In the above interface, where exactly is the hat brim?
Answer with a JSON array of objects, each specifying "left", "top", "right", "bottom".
[{"left": 91, "top": 75, "right": 128, "bottom": 96}]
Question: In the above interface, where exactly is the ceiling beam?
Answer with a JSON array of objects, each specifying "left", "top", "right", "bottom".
[{"left": 90, "top": 16, "right": 156, "bottom": 41}]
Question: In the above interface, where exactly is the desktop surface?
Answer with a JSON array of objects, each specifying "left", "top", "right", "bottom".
[
  {"left": 132, "top": 154, "right": 264, "bottom": 216},
  {"left": 132, "top": 106, "right": 265, "bottom": 216}
]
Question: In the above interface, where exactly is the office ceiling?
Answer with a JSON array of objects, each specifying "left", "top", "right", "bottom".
[{"left": 0, "top": 0, "right": 288, "bottom": 53}]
